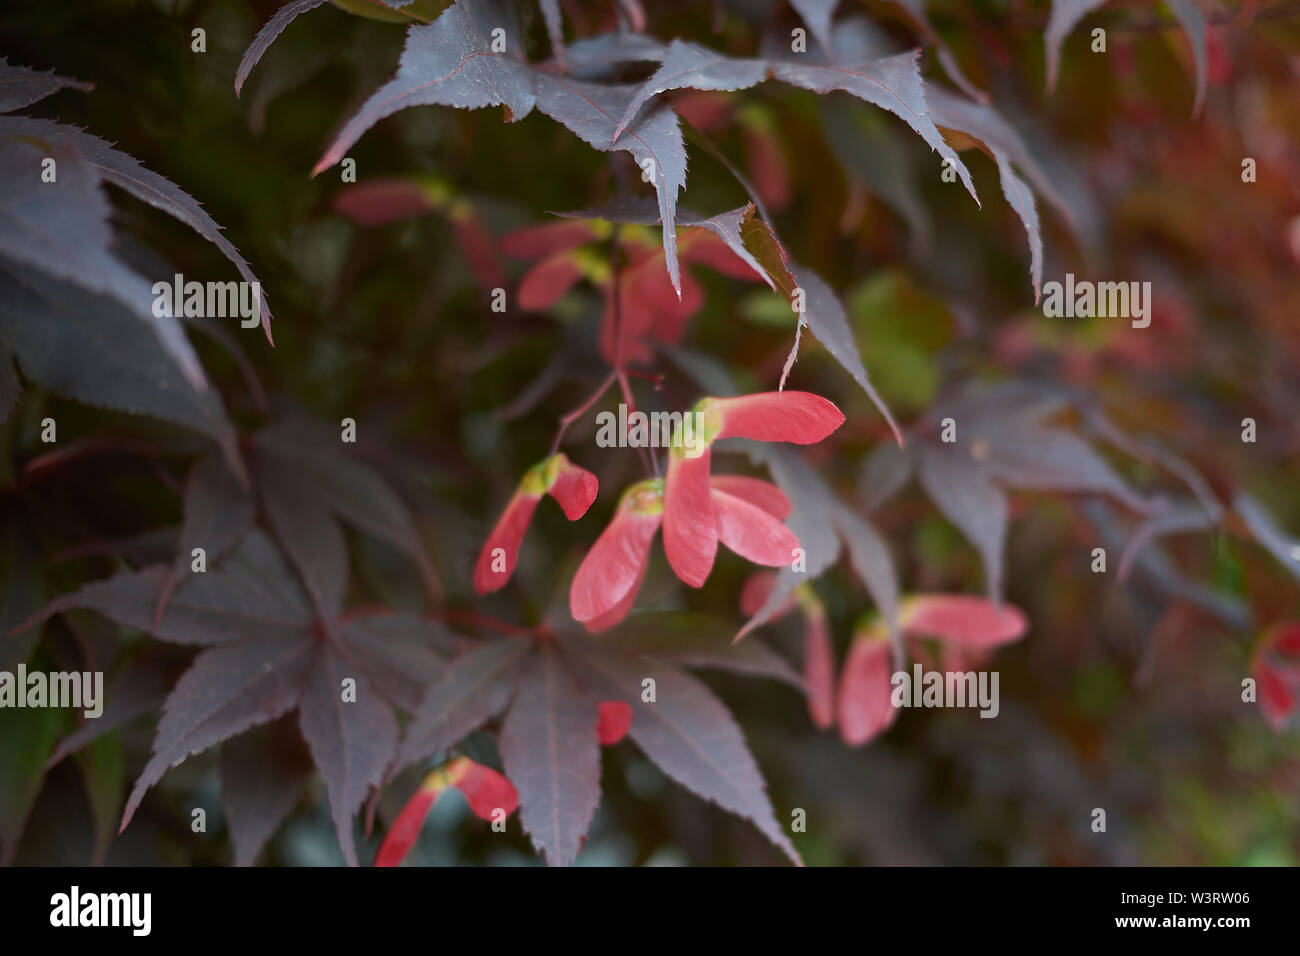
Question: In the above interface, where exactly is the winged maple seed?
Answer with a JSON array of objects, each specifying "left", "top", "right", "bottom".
[
  {"left": 474, "top": 452, "right": 598, "bottom": 595},
  {"left": 374, "top": 756, "right": 518, "bottom": 867},
  {"left": 663, "top": 391, "right": 846, "bottom": 587},
  {"left": 502, "top": 218, "right": 764, "bottom": 366},
  {"left": 839, "top": 595, "right": 1028, "bottom": 746}
]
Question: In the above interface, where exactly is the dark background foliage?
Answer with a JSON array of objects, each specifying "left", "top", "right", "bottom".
[{"left": 1, "top": 0, "right": 1298, "bottom": 866}]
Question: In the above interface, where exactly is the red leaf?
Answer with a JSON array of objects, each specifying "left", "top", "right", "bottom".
[
  {"left": 570, "top": 480, "right": 663, "bottom": 622},
  {"left": 711, "top": 391, "right": 845, "bottom": 444},
  {"left": 597, "top": 700, "right": 633, "bottom": 744},
  {"left": 663, "top": 448, "right": 716, "bottom": 587},
  {"left": 899, "top": 594, "right": 1028, "bottom": 647},
  {"left": 837, "top": 626, "right": 897, "bottom": 746}
]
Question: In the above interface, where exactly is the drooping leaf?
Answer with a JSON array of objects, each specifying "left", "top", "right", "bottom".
[
  {"left": 928, "top": 86, "right": 1087, "bottom": 299},
  {"left": 736, "top": 446, "right": 843, "bottom": 640},
  {"left": 75, "top": 731, "right": 124, "bottom": 866},
  {"left": 0, "top": 116, "right": 270, "bottom": 339},
  {"left": 891, "top": 0, "right": 988, "bottom": 102},
  {"left": 1236, "top": 494, "right": 1300, "bottom": 585},
  {"left": 177, "top": 453, "right": 254, "bottom": 569},
  {"left": 154, "top": 451, "right": 254, "bottom": 625},
  {"left": 789, "top": 0, "right": 839, "bottom": 61},
  {"left": 859, "top": 440, "right": 915, "bottom": 511},
  {"left": 820, "top": 98, "right": 933, "bottom": 256},
  {"left": 254, "top": 447, "right": 350, "bottom": 619},
  {"left": 533, "top": 73, "right": 688, "bottom": 296},
  {"left": 235, "top": 0, "right": 330, "bottom": 96},
  {"left": 832, "top": 503, "right": 899, "bottom": 633},
  {"left": 770, "top": 49, "right": 978, "bottom": 204},
  {"left": 313, "top": 0, "right": 537, "bottom": 175},
  {"left": 538, "top": 0, "right": 567, "bottom": 66},
  {"left": 119, "top": 630, "right": 315, "bottom": 833},
  {"left": 0, "top": 703, "right": 64, "bottom": 863},
  {"left": 297, "top": 641, "right": 399, "bottom": 866},
  {"left": 221, "top": 717, "right": 314, "bottom": 866},
  {"left": 0, "top": 142, "right": 205, "bottom": 389},
  {"left": 16, "top": 533, "right": 313, "bottom": 648},
  {"left": 735, "top": 211, "right": 901, "bottom": 442},
  {"left": 45, "top": 652, "right": 185, "bottom": 770},
  {"left": 564, "top": 32, "right": 666, "bottom": 78},
  {"left": 1044, "top": 0, "right": 1107, "bottom": 93},
  {"left": 1165, "top": 0, "right": 1207, "bottom": 116},
  {"left": 0, "top": 268, "right": 236, "bottom": 461},
  {"left": 252, "top": 420, "right": 440, "bottom": 600},
  {"left": 499, "top": 644, "right": 600, "bottom": 867},
  {"left": 918, "top": 444, "right": 1008, "bottom": 600},
  {"left": 0, "top": 58, "right": 91, "bottom": 113},
  {"left": 610, "top": 40, "right": 767, "bottom": 144}
]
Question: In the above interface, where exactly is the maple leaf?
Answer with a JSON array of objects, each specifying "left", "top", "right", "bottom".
[
  {"left": 251, "top": 418, "right": 441, "bottom": 605},
  {"left": 736, "top": 209, "right": 902, "bottom": 442},
  {"left": 0, "top": 141, "right": 205, "bottom": 390},
  {"left": 12, "top": 531, "right": 446, "bottom": 867},
  {"left": 221, "top": 718, "right": 315, "bottom": 866},
  {"left": 609, "top": 39, "right": 979, "bottom": 206},
  {"left": 235, "top": 0, "right": 330, "bottom": 97},
  {"left": 0, "top": 269, "right": 237, "bottom": 467},
  {"left": 862, "top": 381, "right": 1152, "bottom": 600},
  {"left": 312, "top": 0, "right": 536, "bottom": 176},
  {"left": 0, "top": 114, "right": 270, "bottom": 340},
  {"left": 500, "top": 643, "right": 601, "bottom": 867},
  {"left": 890, "top": 0, "right": 988, "bottom": 102}
]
